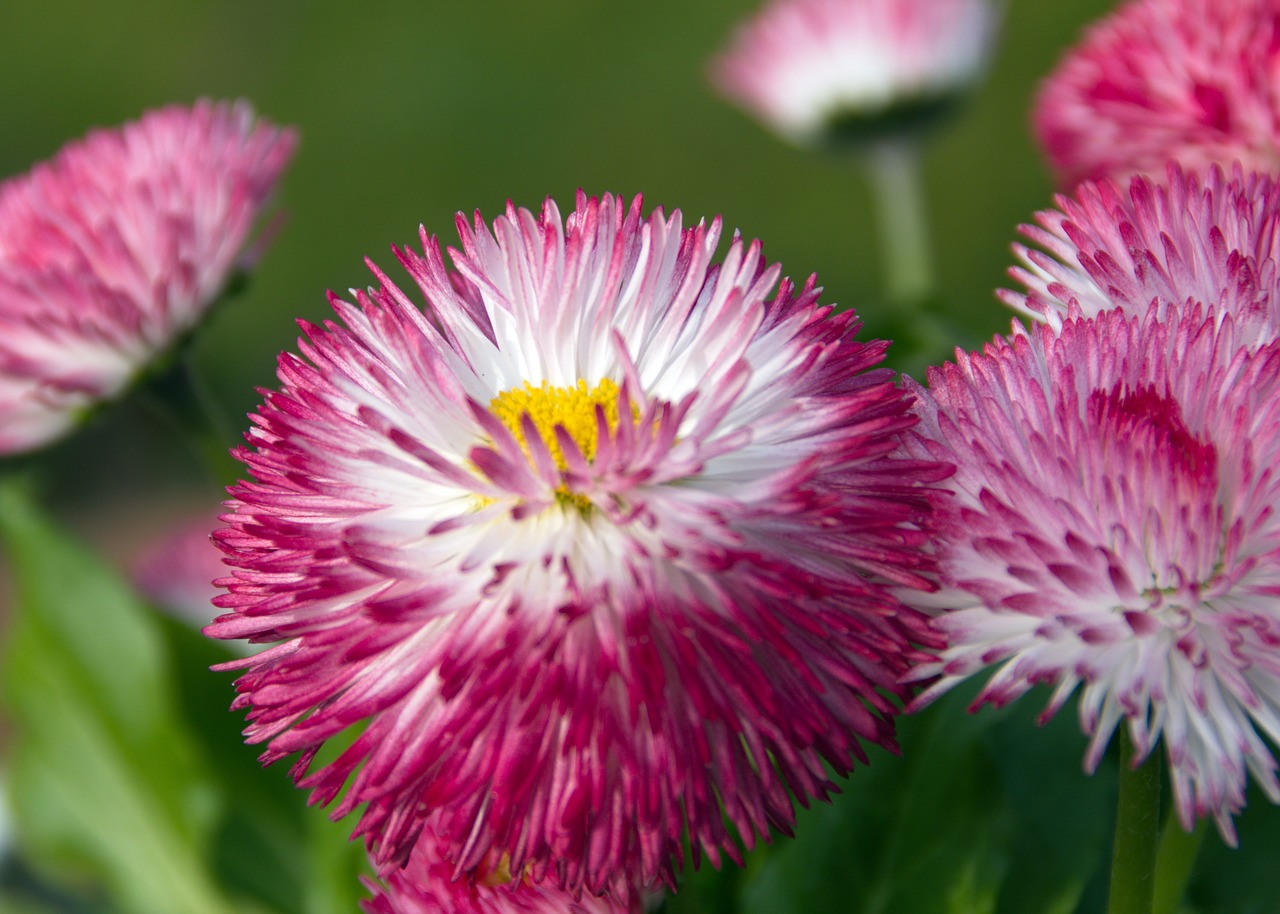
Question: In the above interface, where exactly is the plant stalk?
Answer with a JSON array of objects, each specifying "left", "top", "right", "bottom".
[
  {"left": 864, "top": 140, "right": 934, "bottom": 309},
  {"left": 1107, "top": 729, "right": 1162, "bottom": 914}
]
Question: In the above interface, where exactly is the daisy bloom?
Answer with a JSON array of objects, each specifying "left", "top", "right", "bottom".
[
  {"left": 1002, "top": 163, "right": 1280, "bottom": 345},
  {"left": 710, "top": 0, "right": 1000, "bottom": 148},
  {"left": 902, "top": 303, "right": 1280, "bottom": 843},
  {"left": 1034, "top": 0, "right": 1280, "bottom": 187},
  {"left": 360, "top": 827, "right": 641, "bottom": 914},
  {"left": 0, "top": 99, "right": 296, "bottom": 454},
  {"left": 208, "top": 192, "right": 946, "bottom": 894}
]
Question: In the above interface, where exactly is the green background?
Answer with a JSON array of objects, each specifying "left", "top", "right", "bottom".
[{"left": 0, "top": 0, "right": 1113, "bottom": 512}]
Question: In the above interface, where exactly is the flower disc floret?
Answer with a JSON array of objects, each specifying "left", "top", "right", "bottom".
[
  {"left": 488, "top": 378, "right": 627, "bottom": 511},
  {"left": 1034, "top": 0, "right": 1280, "bottom": 186},
  {"left": 209, "top": 192, "right": 947, "bottom": 895},
  {"left": 489, "top": 378, "right": 623, "bottom": 469},
  {"left": 902, "top": 303, "right": 1280, "bottom": 843},
  {"left": 0, "top": 99, "right": 296, "bottom": 453}
]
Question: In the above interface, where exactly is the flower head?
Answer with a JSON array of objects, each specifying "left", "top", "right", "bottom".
[
  {"left": 903, "top": 304, "right": 1280, "bottom": 843},
  {"left": 360, "top": 827, "right": 641, "bottom": 914},
  {"left": 1034, "top": 0, "right": 1280, "bottom": 187},
  {"left": 0, "top": 99, "right": 296, "bottom": 454},
  {"left": 710, "top": 0, "right": 999, "bottom": 148},
  {"left": 209, "top": 192, "right": 945, "bottom": 894},
  {"left": 1002, "top": 163, "right": 1280, "bottom": 345}
]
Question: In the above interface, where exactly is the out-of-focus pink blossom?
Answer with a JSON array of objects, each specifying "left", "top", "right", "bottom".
[
  {"left": 1034, "top": 0, "right": 1280, "bottom": 186},
  {"left": 0, "top": 99, "right": 296, "bottom": 453},
  {"left": 131, "top": 509, "right": 224, "bottom": 625},
  {"left": 711, "top": 0, "right": 999, "bottom": 147}
]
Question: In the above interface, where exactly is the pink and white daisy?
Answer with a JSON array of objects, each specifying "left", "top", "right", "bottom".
[
  {"left": 0, "top": 99, "right": 296, "bottom": 454},
  {"left": 361, "top": 827, "right": 641, "bottom": 914},
  {"left": 902, "top": 303, "right": 1280, "bottom": 843},
  {"left": 1034, "top": 0, "right": 1280, "bottom": 187},
  {"left": 710, "top": 0, "right": 999, "bottom": 148},
  {"left": 1002, "top": 163, "right": 1280, "bottom": 345},
  {"left": 208, "top": 192, "right": 946, "bottom": 895}
]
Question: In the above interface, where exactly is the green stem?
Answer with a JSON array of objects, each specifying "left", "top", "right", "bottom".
[
  {"left": 1108, "top": 729, "right": 1162, "bottom": 914},
  {"left": 179, "top": 350, "right": 238, "bottom": 457},
  {"left": 863, "top": 141, "right": 934, "bottom": 309},
  {"left": 136, "top": 354, "right": 241, "bottom": 488},
  {"left": 1152, "top": 817, "right": 1206, "bottom": 914}
]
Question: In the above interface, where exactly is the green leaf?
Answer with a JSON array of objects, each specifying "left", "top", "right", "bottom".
[
  {"left": 0, "top": 855, "right": 119, "bottom": 914},
  {"left": 1184, "top": 781, "right": 1280, "bottom": 914},
  {"left": 671, "top": 681, "right": 1114, "bottom": 914},
  {"left": 303, "top": 812, "right": 371, "bottom": 914},
  {"left": 983, "top": 695, "right": 1115, "bottom": 914},
  {"left": 156, "top": 616, "right": 370, "bottom": 914},
  {"left": 734, "top": 686, "right": 1009, "bottom": 914},
  {"left": 0, "top": 478, "right": 246, "bottom": 914}
]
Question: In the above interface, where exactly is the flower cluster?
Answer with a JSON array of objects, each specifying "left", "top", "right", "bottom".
[
  {"left": 9, "top": 0, "right": 1280, "bottom": 910},
  {"left": 892, "top": 0, "right": 1280, "bottom": 846},
  {"left": 1034, "top": 0, "right": 1280, "bottom": 186},
  {"left": 901, "top": 108, "right": 1280, "bottom": 844},
  {"left": 208, "top": 192, "right": 946, "bottom": 895},
  {"left": 0, "top": 100, "right": 296, "bottom": 454}
]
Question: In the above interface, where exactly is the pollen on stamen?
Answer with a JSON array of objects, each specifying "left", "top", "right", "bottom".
[
  {"left": 489, "top": 378, "right": 623, "bottom": 468},
  {"left": 476, "top": 853, "right": 518, "bottom": 888},
  {"left": 486, "top": 378, "right": 625, "bottom": 511}
]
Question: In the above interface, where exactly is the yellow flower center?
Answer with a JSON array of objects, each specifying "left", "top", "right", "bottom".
[
  {"left": 478, "top": 853, "right": 518, "bottom": 887},
  {"left": 486, "top": 378, "right": 624, "bottom": 510}
]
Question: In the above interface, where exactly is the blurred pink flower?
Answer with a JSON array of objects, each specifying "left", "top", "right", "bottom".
[
  {"left": 361, "top": 828, "right": 641, "bottom": 914},
  {"left": 710, "top": 0, "right": 999, "bottom": 147},
  {"left": 131, "top": 509, "right": 223, "bottom": 625},
  {"left": 208, "top": 192, "right": 945, "bottom": 894},
  {"left": 1034, "top": 0, "right": 1280, "bottom": 187},
  {"left": 1002, "top": 164, "right": 1280, "bottom": 344},
  {"left": 0, "top": 99, "right": 296, "bottom": 453},
  {"left": 903, "top": 304, "right": 1280, "bottom": 843}
]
